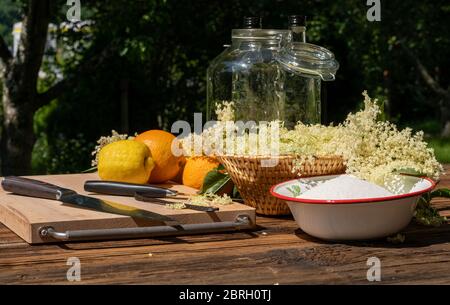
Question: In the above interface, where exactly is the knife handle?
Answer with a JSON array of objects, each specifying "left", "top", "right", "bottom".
[
  {"left": 84, "top": 180, "right": 177, "bottom": 197},
  {"left": 1, "top": 176, "right": 75, "bottom": 200}
]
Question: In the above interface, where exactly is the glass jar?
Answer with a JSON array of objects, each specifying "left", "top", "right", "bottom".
[
  {"left": 276, "top": 42, "right": 339, "bottom": 128},
  {"left": 206, "top": 28, "right": 339, "bottom": 127},
  {"left": 206, "top": 29, "right": 291, "bottom": 122}
]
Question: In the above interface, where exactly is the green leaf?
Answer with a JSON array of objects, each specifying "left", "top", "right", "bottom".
[
  {"left": 414, "top": 192, "right": 447, "bottom": 227},
  {"left": 199, "top": 167, "right": 231, "bottom": 195},
  {"left": 430, "top": 188, "right": 450, "bottom": 199},
  {"left": 286, "top": 185, "right": 302, "bottom": 197}
]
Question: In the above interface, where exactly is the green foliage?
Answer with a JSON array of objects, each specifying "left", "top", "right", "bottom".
[
  {"left": 409, "top": 120, "right": 442, "bottom": 135},
  {"left": 427, "top": 138, "right": 450, "bottom": 163},
  {"left": 431, "top": 188, "right": 450, "bottom": 199},
  {"left": 199, "top": 164, "right": 231, "bottom": 194},
  {"left": 1, "top": 0, "right": 449, "bottom": 173},
  {"left": 33, "top": 100, "right": 58, "bottom": 135},
  {"left": 415, "top": 190, "right": 448, "bottom": 227},
  {"left": 31, "top": 133, "right": 94, "bottom": 174},
  {"left": 32, "top": 97, "right": 93, "bottom": 174}
]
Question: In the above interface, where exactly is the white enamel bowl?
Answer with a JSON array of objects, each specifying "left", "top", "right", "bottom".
[{"left": 270, "top": 175, "right": 435, "bottom": 241}]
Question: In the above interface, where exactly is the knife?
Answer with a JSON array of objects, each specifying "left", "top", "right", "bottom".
[
  {"left": 85, "top": 180, "right": 219, "bottom": 212},
  {"left": 1, "top": 176, "right": 179, "bottom": 226},
  {"left": 84, "top": 180, "right": 178, "bottom": 198}
]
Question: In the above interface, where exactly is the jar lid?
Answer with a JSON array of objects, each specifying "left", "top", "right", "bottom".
[
  {"left": 231, "top": 29, "right": 291, "bottom": 42},
  {"left": 276, "top": 42, "right": 339, "bottom": 81}
]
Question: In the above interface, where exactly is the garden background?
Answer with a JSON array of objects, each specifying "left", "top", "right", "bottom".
[{"left": 0, "top": 0, "right": 449, "bottom": 175}]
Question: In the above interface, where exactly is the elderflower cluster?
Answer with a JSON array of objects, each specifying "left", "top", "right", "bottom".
[
  {"left": 284, "top": 91, "right": 442, "bottom": 187},
  {"left": 189, "top": 193, "right": 233, "bottom": 206},
  {"left": 215, "top": 101, "right": 235, "bottom": 122},
  {"left": 180, "top": 120, "right": 282, "bottom": 157},
  {"left": 330, "top": 91, "right": 442, "bottom": 187},
  {"left": 166, "top": 193, "right": 233, "bottom": 210},
  {"left": 181, "top": 91, "right": 443, "bottom": 187},
  {"left": 180, "top": 101, "right": 238, "bottom": 156}
]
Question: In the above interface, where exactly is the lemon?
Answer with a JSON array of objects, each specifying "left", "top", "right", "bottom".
[{"left": 98, "top": 140, "right": 155, "bottom": 184}]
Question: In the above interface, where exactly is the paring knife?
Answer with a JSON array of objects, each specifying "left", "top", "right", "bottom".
[
  {"left": 1, "top": 176, "right": 179, "bottom": 226},
  {"left": 84, "top": 180, "right": 219, "bottom": 213},
  {"left": 84, "top": 180, "right": 178, "bottom": 198}
]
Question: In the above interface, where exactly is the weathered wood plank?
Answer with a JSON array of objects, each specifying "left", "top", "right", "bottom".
[
  {"left": 0, "top": 229, "right": 449, "bottom": 284},
  {"left": 0, "top": 214, "right": 448, "bottom": 284},
  {"left": 0, "top": 165, "right": 449, "bottom": 284}
]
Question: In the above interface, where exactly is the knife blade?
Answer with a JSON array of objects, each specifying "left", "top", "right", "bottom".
[
  {"left": 1, "top": 176, "right": 179, "bottom": 225},
  {"left": 83, "top": 181, "right": 218, "bottom": 212},
  {"left": 84, "top": 180, "right": 178, "bottom": 198}
]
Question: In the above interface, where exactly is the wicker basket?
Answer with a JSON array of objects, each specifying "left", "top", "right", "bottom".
[{"left": 217, "top": 155, "right": 346, "bottom": 216}]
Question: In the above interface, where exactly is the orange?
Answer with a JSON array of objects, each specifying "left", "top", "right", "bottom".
[
  {"left": 135, "top": 130, "right": 185, "bottom": 183},
  {"left": 182, "top": 156, "right": 220, "bottom": 190}
]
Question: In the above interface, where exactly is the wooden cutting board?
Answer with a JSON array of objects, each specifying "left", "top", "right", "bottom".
[{"left": 0, "top": 173, "right": 256, "bottom": 244}]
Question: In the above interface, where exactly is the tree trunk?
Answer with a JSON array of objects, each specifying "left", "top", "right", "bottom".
[
  {"left": 1, "top": 81, "right": 36, "bottom": 175},
  {"left": 0, "top": 0, "right": 52, "bottom": 175}
]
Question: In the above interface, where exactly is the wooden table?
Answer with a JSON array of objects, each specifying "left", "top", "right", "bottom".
[{"left": 0, "top": 166, "right": 449, "bottom": 285}]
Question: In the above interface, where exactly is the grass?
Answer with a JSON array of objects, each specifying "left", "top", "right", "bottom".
[{"left": 428, "top": 138, "right": 450, "bottom": 164}]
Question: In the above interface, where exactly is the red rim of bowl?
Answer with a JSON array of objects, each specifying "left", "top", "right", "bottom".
[{"left": 270, "top": 175, "right": 436, "bottom": 205}]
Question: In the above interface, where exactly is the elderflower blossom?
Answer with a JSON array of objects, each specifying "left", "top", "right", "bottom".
[
  {"left": 179, "top": 101, "right": 237, "bottom": 156},
  {"left": 91, "top": 130, "right": 134, "bottom": 166},
  {"left": 215, "top": 101, "right": 235, "bottom": 121},
  {"left": 332, "top": 91, "right": 442, "bottom": 187},
  {"left": 180, "top": 120, "right": 282, "bottom": 157},
  {"left": 274, "top": 91, "right": 442, "bottom": 187},
  {"left": 189, "top": 193, "right": 233, "bottom": 206},
  {"left": 166, "top": 193, "right": 233, "bottom": 210},
  {"left": 180, "top": 91, "right": 443, "bottom": 187}
]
